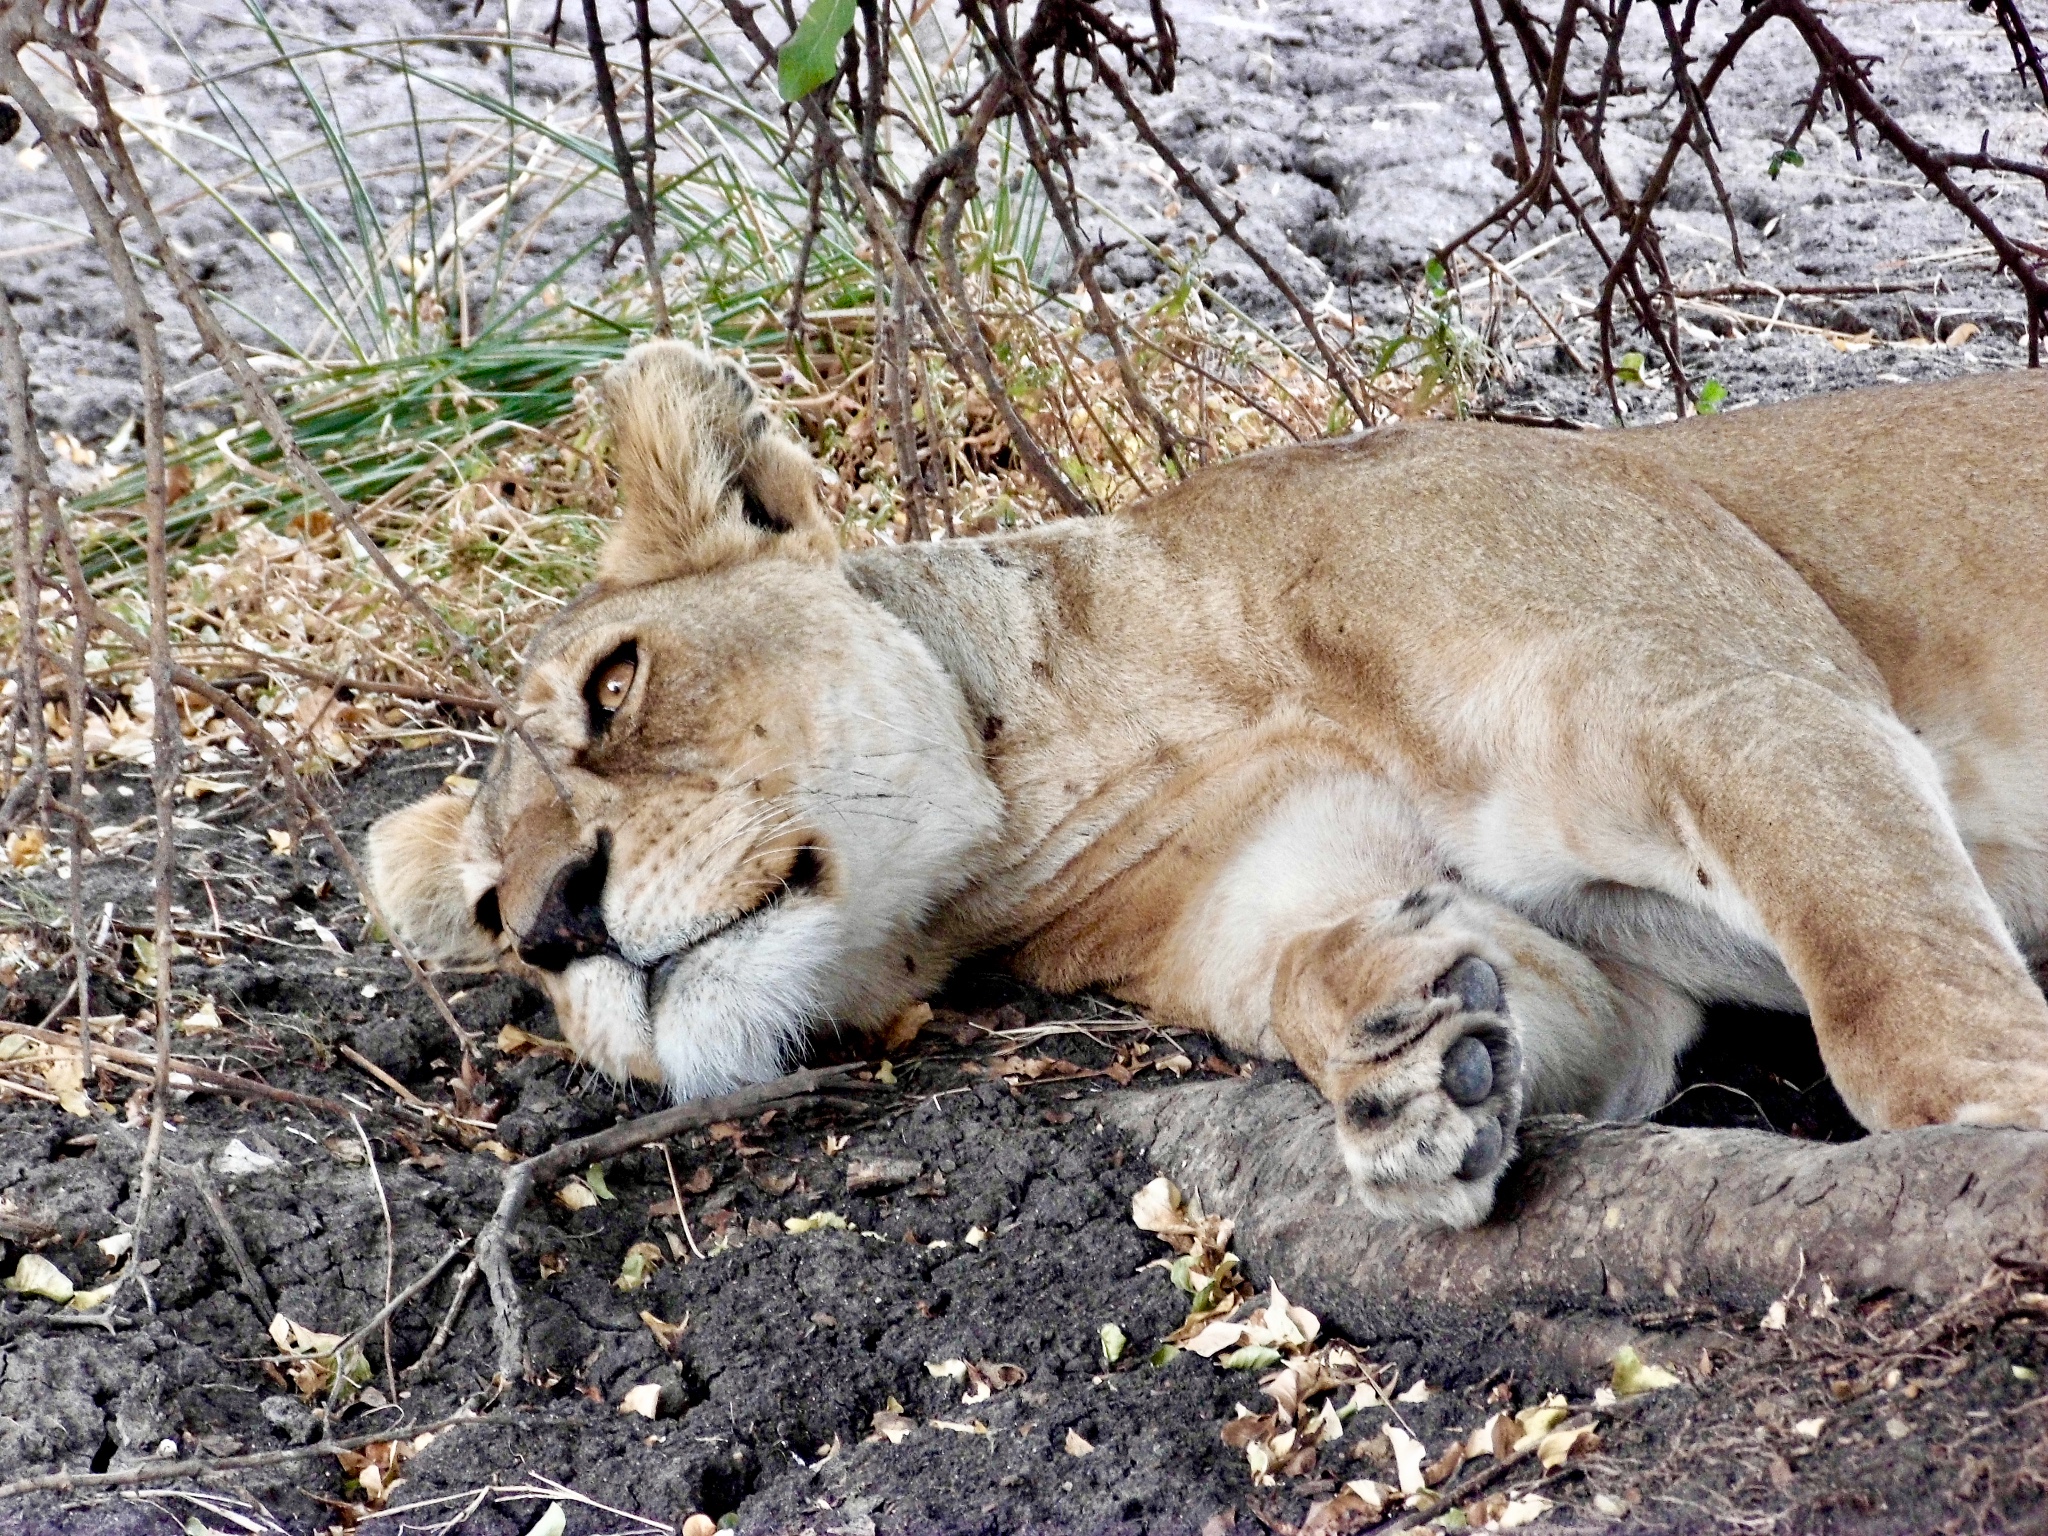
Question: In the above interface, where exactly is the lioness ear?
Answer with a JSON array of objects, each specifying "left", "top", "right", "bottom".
[
  {"left": 364, "top": 793, "right": 499, "bottom": 968},
  {"left": 598, "top": 341, "right": 836, "bottom": 585}
]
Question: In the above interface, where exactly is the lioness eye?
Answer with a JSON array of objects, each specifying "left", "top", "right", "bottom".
[{"left": 582, "top": 641, "right": 638, "bottom": 733}]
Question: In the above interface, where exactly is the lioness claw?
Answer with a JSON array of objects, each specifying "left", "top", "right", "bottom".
[{"left": 368, "top": 346, "right": 2048, "bottom": 1233}]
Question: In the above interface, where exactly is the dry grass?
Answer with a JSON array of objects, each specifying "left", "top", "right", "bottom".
[{"left": 1, "top": 1, "right": 1493, "bottom": 800}]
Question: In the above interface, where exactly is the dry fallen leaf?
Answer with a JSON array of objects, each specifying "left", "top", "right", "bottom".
[
  {"left": 881, "top": 1001, "right": 931, "bottom": 1052},
  {"left": 1065, "top": 1428, "right": 1095, "bottom": 1457},
  {"left": 616, "top": 1241, "right": 663, "bottom": 1292},
  {"left": 41, "top": 1057, "right": 94, "bottom": 1118},
  {"left": 619, "top": 1382, "right": 662, "bottom": 1419},
  {"left": 1538, "top": 1423, "right": 1597, "bottom": 1468},
  {"left": 5, "top": 1253, "right": 74, "bottom": 1304},
  {"left": 524, "top": 1501, "right": 567, "bottom": 1536},
  {"left": 784, "top": 1211, "right": 852, "bottom": 1234},
  {"left": 1498, "top": 1492, "right": 1555, "bottom": 1528},
  {"left": 554, "top": 1178, "right": 599, "bottom": 1212},
  {"left": 1384, "top": 1422, "right": 1428, "bottom": 1495},
  {"left": 871, "top": 1409, "right": 916, "bottom": 1444},
  {"left": 640, "top": 1310, "right": 688, "bottom": 1351},
  {"left": 1610, "top": 1344, "right": 1682, "bottom": 1397}
]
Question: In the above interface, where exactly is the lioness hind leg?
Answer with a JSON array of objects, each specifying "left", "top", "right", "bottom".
[
  {"left": 1646, "top": 675, "right": 2048, "bottom": 1130},
  {"left": 1267, "top": 885, "right": 1693, "bottom": 1229}
]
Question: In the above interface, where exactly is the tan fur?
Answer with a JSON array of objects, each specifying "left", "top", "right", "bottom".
[{"left": 369, "top": 341, "right": 2048, "bottom": 1228}]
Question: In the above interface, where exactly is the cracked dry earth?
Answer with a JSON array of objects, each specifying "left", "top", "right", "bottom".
[{"left": 0, "top": 754, "right": 2045, "bottom": 1536}]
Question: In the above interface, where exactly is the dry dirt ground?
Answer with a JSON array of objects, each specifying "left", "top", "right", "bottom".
[{"left": 5, "top": 0, "right": 2048, "bottom": 1532}]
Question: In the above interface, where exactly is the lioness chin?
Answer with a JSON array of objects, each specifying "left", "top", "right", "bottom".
[{"left": 368, "top": 343, "right": 2048, "bottom": 1230}]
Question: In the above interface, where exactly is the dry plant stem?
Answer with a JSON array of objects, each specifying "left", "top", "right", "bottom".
[
  {"left": 971, "top": 12, "right": 1185, "bottom": 474},
  {"left": 179, "top": 1161, "right": 276, "bottom": 1319},
  {"left": 580, "top": 0, "right": 670, "bottom": 336},
  {"left": 930, "top": 166, "right": 1097, "bottom": 519},
  {"left": 1992, "top": 0, "right": 2048, "bottom": 109},
  {"left": 0, "top": 287, "right": 49, "bottom": 833},
  {"left": 0, "top": 1020, "right": 368, "bottom": 1119},
  {"left": 0, "top": 1411, "right": 501, "bottom": 1499},
  {"left": 52, "top": 555, "right": 476, "bottom": 1050},
  {"left": 0, "top": 282, "right": 89, "bottom": 1086},
  {"left": 0, "top": 26, "right": 565, "bottom": 811},
  {"left": 335, "top": 1235, "right": 469, "bottom": 1369},
  {"left": 884, "top": 272, "right": 930, "bottom": 542},
  {"left": 0, "top": 17, "right": 183, "bottom": 1309},
  {"left": 477, "top": 1063, "right": 870, "bottom": 1382},
  {"left": 353, "top": 1113, "right": 402, "bottom": 1403},
  {"left": 402, "top": 1251, "right": 483, "bottom": 1382},
  {"left": 713, "top": 1, "right": 1094, "bottom": 520},
  {"left": 1084, "top": 44, "right": 1383, "bottom": 427},
  {"left": 220, "top": 649, "right": 497, "bottom": 714}
]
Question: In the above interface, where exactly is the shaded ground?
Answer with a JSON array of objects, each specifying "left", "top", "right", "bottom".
[{"left": 0, "top": 752, "right": 2045, "bottom": 1535}]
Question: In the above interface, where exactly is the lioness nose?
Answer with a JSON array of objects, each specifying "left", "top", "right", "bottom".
[{"left": 516, "top": 834, "right": 612, "bottom": 971}]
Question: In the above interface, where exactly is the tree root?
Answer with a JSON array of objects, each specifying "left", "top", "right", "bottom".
[{"left": 1101, "top": 1078, "right": 2048, "bottom": 1354}]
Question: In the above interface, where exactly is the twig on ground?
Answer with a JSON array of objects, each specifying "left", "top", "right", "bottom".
[
  {"left": 352, "top": 1114, "right": 402, "bottom": 1403},
  {"left": 179, "top": 1162, "right": 277, "bottom": 1321},
  {"left": 0, "top": 1021, "right": 366, "bottom": 1120},
  {"left": 0, "top": 1411, "right": 501, "bottom": 1499},
  {"left": 402, "top": 1250, "right": 483, "bottom": 1383},
  {"left": 329, "top": 1235, "right": 470, "bottom": 1369},
  {"left": 477, "top": 1063, "right": 873, "bottom": 1382}
]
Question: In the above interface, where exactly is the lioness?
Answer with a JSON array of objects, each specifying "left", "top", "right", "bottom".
[{"left": 368, "top": 343, "right": 2048, "bottom": 1228}]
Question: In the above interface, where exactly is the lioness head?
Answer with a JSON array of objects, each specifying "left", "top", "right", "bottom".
[{"left": 366, "top": 344, "right": 1003, "bottom": 1095}]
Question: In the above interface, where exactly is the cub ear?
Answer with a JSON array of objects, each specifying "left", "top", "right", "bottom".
[
  {"left": 364, "top": 793, "right": 500, "bottom": 968},
  {"left": 598, "top": 341, "right": 837, "bottom": 585}
]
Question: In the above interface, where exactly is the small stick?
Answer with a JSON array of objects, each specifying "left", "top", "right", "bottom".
[
  {"left": 332, "top": 1235, "right": 469, "bottom": 1364},
  {"left": 401, "top": 1251, "right": 482, "bottom": 1382},
  {"left": 339, "top": 1044, "right": 431, "bottom": 1109},
  {"left": 0, "top": 1411, "right": 501, "bottom": 1499},
  {"left": 0, "top": 1022, "right": 363, "bottom": 1120},
  {"left": 179, "top": 1162, "right": 275, "bottom": 1320},
  {"left": 479, "top": 1063, "right": 873, "bottom": 1382},
  {"left": 353, "top": 1115, "right": 402, "bottom": 1404},
  {"left": 660, "top": 1143, "right": 705, "bottom": 1262}
]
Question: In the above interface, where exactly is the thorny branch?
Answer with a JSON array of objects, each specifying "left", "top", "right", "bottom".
[{"left": 1442, "top": 0, "right": 2048, "bottom": 404}]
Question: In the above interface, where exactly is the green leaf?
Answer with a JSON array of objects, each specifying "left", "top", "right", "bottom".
[
  {"left": 1099, "top": 1322, "right": 1127, "bottom": 1366},
  {"left": 1219, "top": 1345, "right": 1284, "bottom": 1371},
  {"left": 1698, "top": 379, "right": 1729, "bottom": 414},
  {"left": 1146, "top": 1343, "right": 1182, "bottom": 1368},
  {"left": 585, "top": 1162, "right": 615, "bottom": 1200},
  {"left": 1767, "top": 146, "right": 1805, "bottom": 180},
  {"left": 1615, "top": 351, "right": 1648, "bottom": 387},
  {"left": 1169, "top": 1254, "right": 1196, "bottom": 1293},
  {"left": 778, "top": 0, "right": 858, "bottom": 101}
]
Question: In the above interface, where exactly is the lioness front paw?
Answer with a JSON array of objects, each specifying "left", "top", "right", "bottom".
[{"left": 1332, "top": 955, "right": 1524, "bottom": 1230}]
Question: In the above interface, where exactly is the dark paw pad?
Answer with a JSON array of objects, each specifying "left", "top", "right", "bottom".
[
  {"left": 1456, "top": 1117, "right": 1505, "bottom": 1181},
  {"left": 1432, "top": 955, "right": 1503, "bottom": 1015},
  {"left": 1346, "top": 1089, "right": 1394, "bottom": 1129},
  {"left": 1441, "top": 1034, "right": 1494, "bottom": 1106}
]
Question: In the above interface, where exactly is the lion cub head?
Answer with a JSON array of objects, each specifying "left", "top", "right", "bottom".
[{"left": 365, "top": 344, "right": 1003, "bottom": 1095}]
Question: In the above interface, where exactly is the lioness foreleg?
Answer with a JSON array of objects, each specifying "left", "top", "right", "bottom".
[{"left": 1147, "top": 773, "right": 1695, "bottom": 1228}]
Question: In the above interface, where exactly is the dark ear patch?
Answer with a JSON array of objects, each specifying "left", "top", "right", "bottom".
[{"left": 740, "top": 481, "right": 790, "bottom": 533}]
